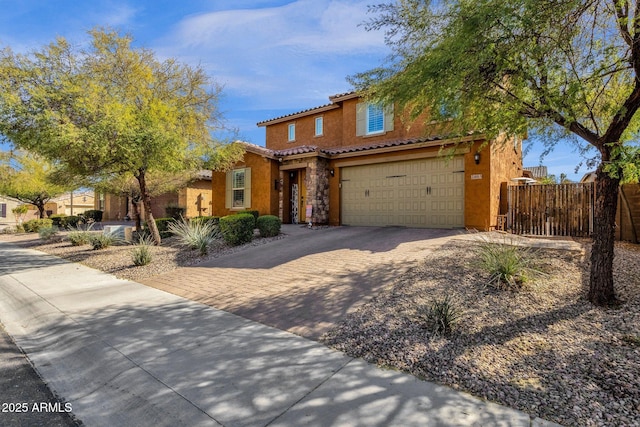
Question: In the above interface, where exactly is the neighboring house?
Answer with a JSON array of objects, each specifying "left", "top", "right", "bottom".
[
  {"left": 0, "top": 195, "right": 39, "bottom": 227},
  {"left": 96, "top": 171, "right": 214, "bottom": 221},
  {"left": 212, "top": 91, "right": 525, "bottom": 230},
  {"left": 523, "top": 165, "right": 548, "bottom": 180},
  {"left": 44, "top": 190, "right": 95, "bottom": 217}
]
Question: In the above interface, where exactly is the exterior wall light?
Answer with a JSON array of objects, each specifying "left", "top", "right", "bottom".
[
  {"left": 330, "top": 168, "right": 335, "bottom": 177},
  {"left": 474, "top": 152, "right": 481, "bottom": 165}
]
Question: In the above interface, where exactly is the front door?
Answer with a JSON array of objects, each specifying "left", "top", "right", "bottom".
[{"left": 288, "top": 169, "right": 307, "bottom": 224}]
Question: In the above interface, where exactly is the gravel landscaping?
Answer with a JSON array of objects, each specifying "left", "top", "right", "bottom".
[
  {"left": 1, "top": 229, "right": 638, "bottom": 426},
  {"left": 0, "top": 230, "right": 285, "bottom": 281},
  {"left": 321, "top": 238, "right": 640, "bottom": 427}
]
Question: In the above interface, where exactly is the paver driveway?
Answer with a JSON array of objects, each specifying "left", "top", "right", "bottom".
[{"left": 140, "top": 225, "right": 466, "bottom": 339}]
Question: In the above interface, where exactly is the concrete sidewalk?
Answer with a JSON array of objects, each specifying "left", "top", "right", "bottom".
[{"left": 0, "top": 242, "right": 558, "bottom": 427}]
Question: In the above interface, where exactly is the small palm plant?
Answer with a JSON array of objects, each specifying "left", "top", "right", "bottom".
[{"left": 167, "top": 216, "right": 220, "bottom": 255}]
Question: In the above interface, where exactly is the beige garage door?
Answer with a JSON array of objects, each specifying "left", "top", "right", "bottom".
[{"left": 341, "top": 157, "right": 464, "bottom": 228}]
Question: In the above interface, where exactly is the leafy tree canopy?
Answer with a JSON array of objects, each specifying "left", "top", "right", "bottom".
[
  {"left": 351, "top": 0, "right": 640, "bottom": 305},
  {"left": 0, "top": 150, "right": 74, "bottom": 218},
  {"left": 352, "top": 0, "right": 640, "bottom": 179},
  {"left": 0, "top": 28, "right": 243, "bottom": 243}
]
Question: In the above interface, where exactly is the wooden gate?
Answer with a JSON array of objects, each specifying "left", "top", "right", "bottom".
[{"left": 507, "top": 183, "right": 594, "bottom": 237}]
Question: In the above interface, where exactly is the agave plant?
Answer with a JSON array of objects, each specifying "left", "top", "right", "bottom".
[{"left": 167, "top": 216, "right": 221, "bottom": 255}]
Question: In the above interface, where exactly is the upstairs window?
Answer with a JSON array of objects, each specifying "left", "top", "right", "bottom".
[
  {"left": 288, "top": 123, "right": 296, "bottom": 142},
  {"left": 315, "top": 116, "right": 323, "bottom": 136},
  {"left": 356, "top": 102, "right": 394, "bottom": 136},
  {"left": 366, "top": 103, "right": 385, "bottom": 134}
]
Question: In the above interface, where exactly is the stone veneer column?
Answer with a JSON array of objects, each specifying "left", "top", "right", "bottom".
[
  {"left": 305, "top": 157, "right": 330, "bottom": 225},
  {"left": 278, "top": 170, "right": 285, "bottom": 222}
]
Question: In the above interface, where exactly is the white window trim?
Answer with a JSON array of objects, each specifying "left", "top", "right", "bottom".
[
  {"left": 288, "top": 123, "right": 296, "bottom": 142},
  {"left": 314, "top": 116, "right": 323, "bottom": 137}
]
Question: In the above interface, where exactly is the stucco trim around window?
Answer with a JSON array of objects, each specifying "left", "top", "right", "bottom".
[
  {"left": 314, "top": 116, "right": 323, "bottom": 136},
  {"left": 356, "top": 102, "right": 394, "bottom": 137}
]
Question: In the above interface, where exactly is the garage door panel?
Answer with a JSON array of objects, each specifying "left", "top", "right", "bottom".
[{"left": 341, "top": 156, "right": 464, "bottom": 228}]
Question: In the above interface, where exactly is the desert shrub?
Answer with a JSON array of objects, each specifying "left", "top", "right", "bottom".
[
  {"left": 90, "top": 231, "right": 120, "bottom": 250},
  {"left": 154, "top": 217, "right": 175, "bottom": 238},
  {"left": 131, "top": 235, "right": 154, "bottom": 266},
  {"left": 474, "top": 239, "right": 540, "bottom": 290},
  {"left": 256, "top": 215, "right": 281, "bottom": 237},
  {"left": 67, "top": 223, "right": 96, "bottom": 246},
  {"left": 0, "top": 226, "right": 17, "bottom": 234},
  {"left": 50, "top": 214, "right": 67, "bottom": 228},
  {"left": 219, "top": 214, "right": 255, "bottom": 246},
  {"left": 242, "top": 210, "right": 259, "bottom": 226},
  {"left": 83, "top": 209, "right": 103, "bottom": 222},
  {"left": 23, "top": 218, "right": 53, "bottom": 233},
  {"left": 49, "top": 214, "right": 82, "bottom": 230},
  {"left": 38, "top": 226, "right": 59, "bottom": 241},
  {"left": 65, "top": 215, "right": 82, "bottom": 229},
  {"left": 417, "top": 294, "right": 462, "bottom": 336},
  {"left": 68, "top": 231, "right": 91, "bottom": 246},
  {"left": 165, "top": 205, "right": 186, "bottom": 220},
  {"left": 167, "top": 216, "right": 220, "bottom": 255}
]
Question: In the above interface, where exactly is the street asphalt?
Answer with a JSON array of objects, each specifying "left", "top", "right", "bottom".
[{"left": 0, "top": 227, "right": 565, "bottom": 426}]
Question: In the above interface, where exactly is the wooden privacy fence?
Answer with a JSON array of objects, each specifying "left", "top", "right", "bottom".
[
  {"left": 617, "top": 184, "right": 640, "bottom": 243},
  {"left": 507, "top": 183, "right": 594, "bottom": 237}
]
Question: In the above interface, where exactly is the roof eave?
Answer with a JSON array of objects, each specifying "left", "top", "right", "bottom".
[{"left": 257, "top": 104, "right": 341, "bottom": 127}]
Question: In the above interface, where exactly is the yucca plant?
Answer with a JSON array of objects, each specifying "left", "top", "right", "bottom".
[
  {"left": 417, "top": 294, "right": 463, "bottom": 336},
  {"left": 168, "top": 216, "right": 220, "bottom": 255},
  {"left": 474, "top": 239, "right": 540, "bottom": 290},
  {"left": 131, "top": 235, "right": 154, "bottom": 266}
]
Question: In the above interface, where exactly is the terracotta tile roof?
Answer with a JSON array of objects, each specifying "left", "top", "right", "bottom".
[
  {"left": 257, "top": 90, "right": 361, "bottom": 126},
  {"left": 328, "top": 91, "right": 358, "bottom": 102},
  {"left": 256, "top": 103, "right": 338, "bottom": 126},
  {"left": 235, "top": 134, "right": 472, "bottom": 162},
  {"left": 273, "top": 145, "right": 319, "bottom": 156},
  {"left": 322, "top": 136, "right": 448, "bottom": 155},
  {"left": 239, "top": 141, "right": 276, "bottom": 157}
]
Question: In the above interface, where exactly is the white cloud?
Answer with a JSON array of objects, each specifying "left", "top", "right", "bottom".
[{"left": 157, "top": 0, "right": 387, "bottom": 109}]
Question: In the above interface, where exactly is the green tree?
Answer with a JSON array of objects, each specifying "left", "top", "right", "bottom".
[
  {"left": 0, "top": 28, "right": 242, "bottom": 244},
  {"left": 0, "top": 150, "right": 72, "bottom": 218},
  {"left": 352, "top": 0, "right": 640, "bottom": 306},
  {"left": 11, "top": 205, "right": 29, "bottom": 224}
]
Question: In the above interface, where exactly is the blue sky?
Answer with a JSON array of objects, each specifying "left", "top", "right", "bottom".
[{"left": 0, "top": 0, "right": 588, "bottom": 181}]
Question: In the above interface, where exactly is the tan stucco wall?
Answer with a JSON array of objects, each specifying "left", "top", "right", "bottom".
[
  {"left": 265, "top": 98, "right": 443, "bottom": 151},
  {"left": 464, "top": 137, "right": 523, "bottom": 230},
  {"left": 260, "top": 95, "right": 524, "bottom": 230},
  {"left": 97, "top": 178, "right": 213, "bottom": 221},
  {"left": 97, "top": 193, "right": 129, "bottom": 221},
  {"left": 211, "top": 151, "right": 279, "bottom": 218},
  {"left": 179, "top": 180, "right": 214, "bottom": 218}
]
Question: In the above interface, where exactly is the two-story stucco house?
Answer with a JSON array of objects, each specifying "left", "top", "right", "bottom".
[{"left": 211, "top": 92, "right": 525, "bottom": 230}]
